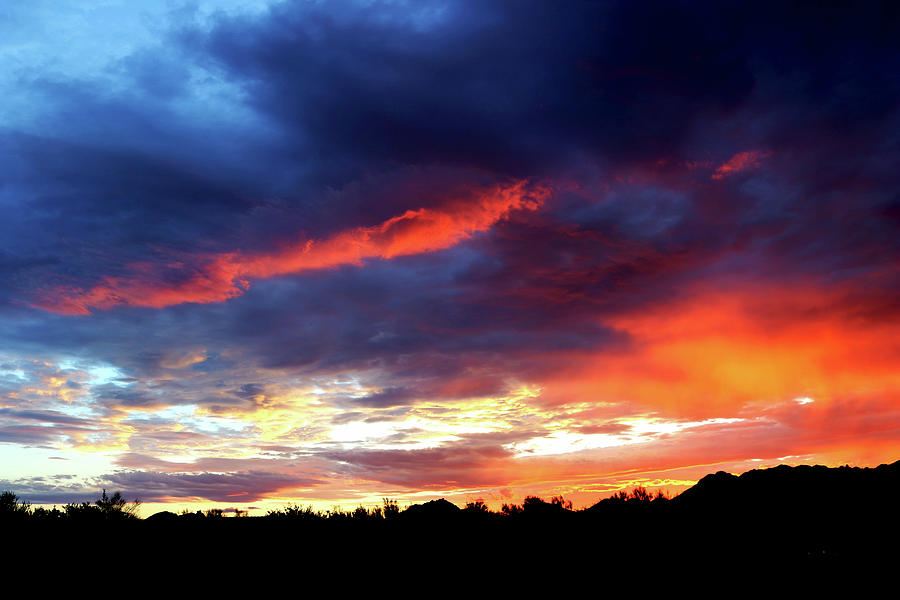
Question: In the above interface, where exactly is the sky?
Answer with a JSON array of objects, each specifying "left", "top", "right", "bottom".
[{"left": 1, "top": 0, "right": 899, "bottom": 515}]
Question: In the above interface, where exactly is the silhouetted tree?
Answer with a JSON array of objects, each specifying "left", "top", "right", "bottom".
[
  {"left": 501, "top": 502, "right": 523, "bottom": 516},
  {"left": 59, "top": 490, "right": 140, "bottom": 521},
  {"left": 383, "top": 498, "right": 400, "bottom": 520},
  {"left": 0, "top": 491, "right": 31, "bottom": 519},
  {"left": 551, "top": 495, "right": 573, "bottom": 510},
  {"left": 63, "top": 501, "right": 97, "bottom": 519},
  {"left": 96, "top": 489, "right": 141, "bottom": 519}
]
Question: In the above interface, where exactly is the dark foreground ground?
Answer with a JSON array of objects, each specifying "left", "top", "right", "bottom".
[{"left": 5, "top": 461, "right": 900, "bottom": 587}]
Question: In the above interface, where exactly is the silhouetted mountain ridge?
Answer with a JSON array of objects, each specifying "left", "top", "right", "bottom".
[{"left": 668, "top": 459, "right": 900, "bottom": 514}]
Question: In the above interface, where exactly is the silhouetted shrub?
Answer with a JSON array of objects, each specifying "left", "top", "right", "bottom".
[
  {"left": 31, "top": 506, "right": 64, "bottom": 520},
  {"left": 327, "top": 506, "right": 352, "bottom": 521},
  {"left": 592, "top": 486, "right": 668, "bottom": 507},
  {"left": 266, "top": 504, "right": 322, "bottom": 521},
  {"left": 353, "top": 505, "right": 374, "bottom": 520},
  {"left": 519, "top": 495, "right": 574, "bottom": 518},
  {"left": 651, "top": 490, "right": 669, "bottom": 503}
]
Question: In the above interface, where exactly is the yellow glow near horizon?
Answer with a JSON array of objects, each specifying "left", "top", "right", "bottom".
[{"left": 507, "top": 416, "right": 746, "bottom": 457}]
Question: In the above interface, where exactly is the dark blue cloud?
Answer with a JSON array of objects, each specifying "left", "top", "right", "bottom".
[
  {"left": 188, "top": 0, "right": 754, "bottom": 176},
  {"left": 2, "top": 0, "right": 897, "bottom": 309},
  {"left": 3, "top": 468, "right": 321, "bottom": 504}
]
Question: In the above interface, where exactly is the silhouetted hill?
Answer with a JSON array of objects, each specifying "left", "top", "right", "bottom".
[
  {"left": 144, "top": 510, "right": 179, "bottom": 522},
  {"left": 400, "top": 497, "right": 461, "bottom": 520},
  {"left": 670, "top": 459, "right": 900, "bottom": 514}
]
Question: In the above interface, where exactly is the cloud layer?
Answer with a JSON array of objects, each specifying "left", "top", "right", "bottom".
[{"left": 1, "top": 0, "right": 898, "bottom": 510}]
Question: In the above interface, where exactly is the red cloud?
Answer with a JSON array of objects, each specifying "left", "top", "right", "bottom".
[
  {"left": 35, "top": 180, "right": 549, "bottom": 315},
  {"left": 711, "top": 150, "right": 771, "bottom": 180}
]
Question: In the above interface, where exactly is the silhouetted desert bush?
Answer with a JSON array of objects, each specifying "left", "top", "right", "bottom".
[{"left": 266, "top": 503, "right": 322, "bottom": 521}]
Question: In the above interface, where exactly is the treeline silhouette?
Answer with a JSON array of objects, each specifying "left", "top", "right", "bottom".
[
  {"left": 0, "top": 487, "right": 663, "bottom": 524},
  {"left": 1, "top": 489, "right": 140, "bottom": 522},
  {"left": 5, "top": 460, "right": 900, "bottom": 571}
]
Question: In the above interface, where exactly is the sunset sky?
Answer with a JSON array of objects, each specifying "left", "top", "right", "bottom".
[{"left": 1, "top": 1, "right": 899, "bottom": 516}]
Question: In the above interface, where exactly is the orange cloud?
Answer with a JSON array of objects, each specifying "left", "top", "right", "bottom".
[
  {"left": 711, "top": 150, "right": 771, "bottom": 180},
  {"left": 35, "top": 180, "right": 549, "bottom": 315},
  {"left": 536, "top": 280, "right": 900, "bottom": 419}
]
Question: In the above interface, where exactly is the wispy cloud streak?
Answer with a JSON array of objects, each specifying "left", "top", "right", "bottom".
[{"left": 34, "top": 181, "right": 548, "bottom": 314}]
